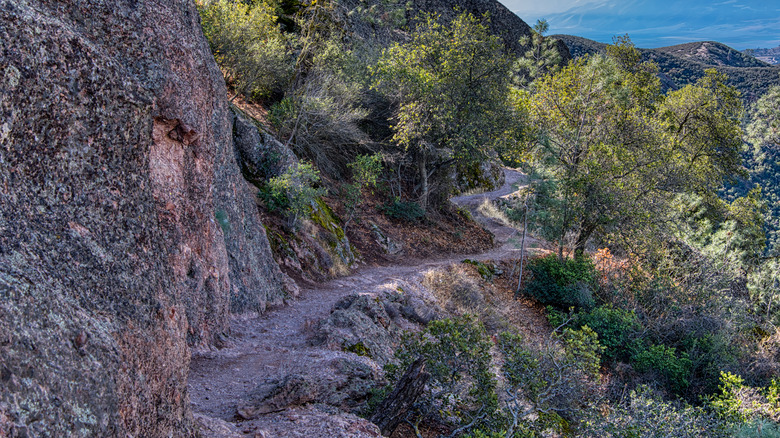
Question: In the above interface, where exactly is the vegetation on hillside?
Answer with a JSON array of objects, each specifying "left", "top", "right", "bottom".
[
  {"left": 371, "top": 12, "right": 520, "bottom": 211},
  {"left": 554, "top": 34, "right": 780, "bottom": 100},
  {"left": 655, "top": 41, "right": 770, "bottom": 68},
  {"left": 196, "top": 1, "right": 780, "bottom": 435}
]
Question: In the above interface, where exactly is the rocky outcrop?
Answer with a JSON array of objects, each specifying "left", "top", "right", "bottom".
[
  {"left": 312, "top": 292, "right": 440, "bottom": 365},
  {"left": 245, "top": 406, "right": 383, "bottom": 438},
  {"left": 0, "top": 0, "right": 289, "bottom": 436},
  {"left": 231, "top": 108, "right": 298, "bottom": 187},
  {"left": 313, "top": 294, "right": 400, "bottom": 364},
  {"left": 217, "top": 110, "right": 297, "bottom": 315},
  {"left": 236, "top": 357, "right": 379, "bottom": 419}
]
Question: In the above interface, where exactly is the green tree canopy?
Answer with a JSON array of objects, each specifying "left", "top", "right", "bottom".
[
  {"left": 527, "top": 38, "right": 745, "bottom": 256},
  {"left": 372, "top": 12, "right": 520, "bottom": 211},
  {"left": 745, "top": 85, "right": 780, "bottom": 251}
]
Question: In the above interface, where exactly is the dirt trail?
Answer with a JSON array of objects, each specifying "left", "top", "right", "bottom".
[{"left": 188, "top": 168, "right": 537, "bottom": 435}]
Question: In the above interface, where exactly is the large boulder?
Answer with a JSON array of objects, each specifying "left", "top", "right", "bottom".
[
  {"left": 236, "top": 358, "right": 379, "bottom": 420},
  {"left": 0, "top": 0, "right": 288, "bottom": 436}
]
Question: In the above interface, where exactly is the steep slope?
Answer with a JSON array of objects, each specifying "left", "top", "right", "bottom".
[
  {"left": 0, "top": 0, "right": 289, "bottom": 436},
  {"left": 342, "top": 0, "right": 570, "bottom": 59},
  {"left": 554, "top": 34, "right": 780, "bottom": 99}
]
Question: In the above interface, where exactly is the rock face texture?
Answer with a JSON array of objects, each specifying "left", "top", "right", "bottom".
[
  {"left": 0, "top": 0, "right": 288, "bottom": 436},
  {"left": 216, "top": 110, "right": 297, "bottom": 315}
]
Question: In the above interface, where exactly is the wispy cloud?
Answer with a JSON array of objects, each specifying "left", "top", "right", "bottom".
[{"left": 502, "top": 0, "right": 780, "bottom": 49}]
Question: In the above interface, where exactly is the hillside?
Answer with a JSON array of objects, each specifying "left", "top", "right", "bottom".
[
  {"left": 748, "top": 46, "right": 780, "bottom": 65},
  {"left": 654, "top": 41, "right": 770, "bottom": 68},
  {"left": 554, "top": 34, "right": 780, "bottom": 99},
  {"left": 6, "top": 0, "right": 780, "bottom": 436},
  {"left": 0, "top": 0, "right": 557, "bottom": 436}
]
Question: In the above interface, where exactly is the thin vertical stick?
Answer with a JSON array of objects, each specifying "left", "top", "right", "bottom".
[{"left": 516, "top": 198, "right": 528, "bottom": 298}]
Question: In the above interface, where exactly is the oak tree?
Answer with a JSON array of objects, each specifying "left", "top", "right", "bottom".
[{"left": 372, "top": 12, "right": 519, "bottom": 211}]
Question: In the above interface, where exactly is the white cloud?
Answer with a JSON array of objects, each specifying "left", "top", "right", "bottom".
[{"left": 506, "top": 0, "right": 598, "bottom": 18}]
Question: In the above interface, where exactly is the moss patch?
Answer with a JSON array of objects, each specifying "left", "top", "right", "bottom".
[
  {"left": 462, "top": 259, "right": 502, "bottom": 281},
  {"left": 310, "top": 198, "right": 345, "bottom": 241},
  {"left": 344, "top": 341, "right": 371, "bottom": 358}
]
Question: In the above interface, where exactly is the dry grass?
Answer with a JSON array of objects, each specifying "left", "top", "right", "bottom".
[
  {"left": 421, "top": 262, "right": 552, "bottom": 340},
  {"left": 476, "top": 198, "right": 515, "bottom": 228}
]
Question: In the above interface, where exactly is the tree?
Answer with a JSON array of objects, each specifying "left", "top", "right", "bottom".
[
  {"left": 197, "top": 0, "right": 293, "bottom": 100},
  {"left": 513, "top": 19, "right": 563, "bottom": 88},
  {"left": 745, "top": 84, "right": 780, "bottom": 251},
  {"left": 372, "top": 12, "right": 519, "bottom": 212},
  {"left": 527, "top": 38, "right": 745, "bottom": 256}
]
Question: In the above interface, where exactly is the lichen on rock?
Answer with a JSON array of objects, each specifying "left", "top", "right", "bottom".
[{"left": 0, "top": 0, "right": 291, "bottom": 435}]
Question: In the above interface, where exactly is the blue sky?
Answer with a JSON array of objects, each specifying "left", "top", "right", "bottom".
[{"left": 499, "top": 0, "right": 780, "bottom": 50}]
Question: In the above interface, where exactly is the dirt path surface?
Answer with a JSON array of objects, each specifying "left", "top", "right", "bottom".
[{"left": 188, "top": 168, "right": 541, "bottom": 437}]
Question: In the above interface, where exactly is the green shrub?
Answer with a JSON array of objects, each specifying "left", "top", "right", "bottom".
[
  {"left": 345, "top": 341, "right": 371, "bottom": 357},
  {"left": 582, "top": 385, "right": 729, "bottom": 438},
  {"left": 462, "top": 259, "right": 501, "bottom": 281},
  {"left": 733, "top": 419, "right": 780, "bottom": 438},
  {"left": 259, "top": 162, "right": 326, "bottom": 229},
  {"left": 497, "top": 326, "right": 603, "bottom": 435},
  {"left": 197, "top": 0, "right": 293, "bottom": 100},
  {"left": 342, "top": 154, "right": 383, "bottom": 230},
  {"left": 525, "top": 254, "right": 597, "bottom": 310},
  {"left": 575, "top": 305, "right": 641, "bottom": 363},
  {"left": 382, "top": 198, "right": 425, "bottom": 222},
  {"left": 680, "top": 331, "right": 739, "bottom": 398},
  {"left": 393, "top": 315, "right": 497, "bottom": 434},
  {"left": 633, "top": 344, "right": 693, "bottom": 394},
  {"left": 711, "top": 372, "right": 780, "bottom": 424}
]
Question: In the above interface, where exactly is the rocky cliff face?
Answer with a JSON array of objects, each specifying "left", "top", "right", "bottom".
[{"left": 0, "top": 0, "right": 288, "bottom": 436}]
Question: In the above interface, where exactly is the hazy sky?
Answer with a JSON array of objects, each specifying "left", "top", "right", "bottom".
[{"left": 499, "top": 0, "right": 780, "bottom": 50}]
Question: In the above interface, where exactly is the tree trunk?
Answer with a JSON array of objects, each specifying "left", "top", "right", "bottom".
[
  {"left": 418, "top": 152, "right": 429, "bottom": 212},
  {"left": 370, "top": 358, "right": 430, "bottom": 436},
  {"left": 516, "top": 198, "right": 529, "bottom": 297},
  {"left": 574, "top": 221, "right": 597, "bottom": 256}
]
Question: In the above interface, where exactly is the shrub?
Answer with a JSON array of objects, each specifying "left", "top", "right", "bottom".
[
  {"left": 575, "top": 305, "right": 641, "bottom": 363},
  {"left": 270, "top": 33, "right": 371, "bottom": 177},
  {"left": 733, "top": 419, "right": 780, "bottom": 438},
  {"left": 525, "top": 254, "right": 597, "bottom": 309},
  {"left": 382, "top": 198, "right": 425, "bottom": 222},
  {"left": 342, "top": 153, "right": 383, "bottom": 230},
  {"left": 633, "top": 344, "right": 693, "bottom": 394},
  {"left": 497, "top": 326, "right": 603, "bottom": 435},
  {"left": 680, "top": 330, "right": 739, "bottom": 398},
  {"left": 582, "top": 385, "right": 729, "bottom": 438},
  {"left": 710, "top": 372, "right": 780, "bottom": 424},
  {"left": 393, "top": 315, "right": 497, "bottom": 434},
  {"left": 197, "top": 0, "right": 293, "bottom": 100},
  {"left": 259, "top": 162, "right": 326, "bottom": 229}
]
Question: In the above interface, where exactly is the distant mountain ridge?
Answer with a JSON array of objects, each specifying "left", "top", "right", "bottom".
[
  {"left": 747, "top": 46, "right": 780, "bottom": 65},
  {"left": 654, "top": 41, "right": 769, "bottom": 68},
  {"left": 539, "top": 0, "right": 777, "bottom": 53},
  {"left": 554, "top": 35, "right": 780, "bottom": 100}
]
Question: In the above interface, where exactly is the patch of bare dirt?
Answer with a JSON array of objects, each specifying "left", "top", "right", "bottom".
[{"left": 188, "top": 168, "right": 550, "bottom": 437}]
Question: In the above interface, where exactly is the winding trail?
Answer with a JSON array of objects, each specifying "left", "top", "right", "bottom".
[{"left": 188, "top": 168, "right": 537, "bottom": 436}]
